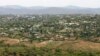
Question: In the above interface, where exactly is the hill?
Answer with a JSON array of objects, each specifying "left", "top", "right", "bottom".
[{"left": 0, "top": 5, "right": 100, "bottom": 14}]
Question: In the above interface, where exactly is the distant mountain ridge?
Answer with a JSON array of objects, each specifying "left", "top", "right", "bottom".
[{"left": 0, "top": 5, "right": 100, "bottom": 14}]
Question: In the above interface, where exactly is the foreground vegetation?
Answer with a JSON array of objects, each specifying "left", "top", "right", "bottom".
[
  {"left": 0, "top": 40, "right": 99, "bottom": 56},
  {"left": 0, "top": 47, "right": 99, "bottom": 56}
]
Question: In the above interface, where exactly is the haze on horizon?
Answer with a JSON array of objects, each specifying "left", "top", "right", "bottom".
[{"left": 0, "top": 0, "right": 100, "bottom": 8}]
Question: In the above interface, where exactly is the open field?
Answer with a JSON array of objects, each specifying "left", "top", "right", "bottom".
[{"left": 0, "top": 37, "right": 100, "bottom": 56}]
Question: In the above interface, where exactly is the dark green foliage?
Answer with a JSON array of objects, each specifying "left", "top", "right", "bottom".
[{"left": 0, "top": 46, "right": 99, "bottom": 56}]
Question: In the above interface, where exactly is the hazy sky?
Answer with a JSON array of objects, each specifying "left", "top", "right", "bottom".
[{"left": 0, "top": 0, "right": 100, "bottom": 8}]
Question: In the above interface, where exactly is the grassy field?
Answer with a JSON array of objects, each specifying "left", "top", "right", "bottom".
[{"left": 0, "top": 38, "right": 100, "bottom": 56}]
